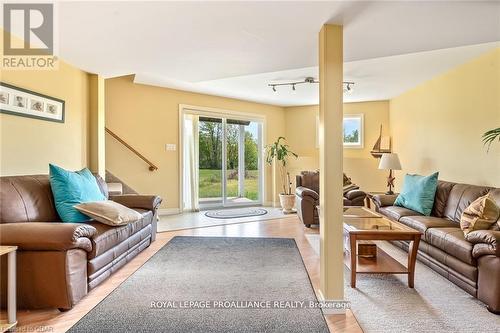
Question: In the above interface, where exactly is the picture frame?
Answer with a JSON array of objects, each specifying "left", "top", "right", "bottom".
[
  {"left": 0, "top": 82, "right": 65, "bottom": 123},
  {"left": 343, "top": 114, "right": 364, "bottom": 149}
]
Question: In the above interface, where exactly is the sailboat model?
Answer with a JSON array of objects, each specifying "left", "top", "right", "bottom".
[{"left": 370, "top": 125, "right": 392, "bottom": 158}]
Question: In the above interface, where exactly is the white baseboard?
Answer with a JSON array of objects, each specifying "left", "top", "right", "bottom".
[{"left": 158, "top": 208, "right": 181, "bottom": 216}]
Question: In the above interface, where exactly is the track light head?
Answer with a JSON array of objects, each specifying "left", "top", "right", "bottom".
[{"left": 292, "top": 84, "right": 296, "bottom": 91}]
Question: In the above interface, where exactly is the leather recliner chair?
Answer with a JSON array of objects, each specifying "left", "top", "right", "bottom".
[{"left": 295, "top": 171, "right": 366, "bottom": 227}]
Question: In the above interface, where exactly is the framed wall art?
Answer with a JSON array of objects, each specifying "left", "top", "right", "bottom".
[
  {"left": 343, "top": 114, "right": 364, "bottom": 148},
  {"left": 0, "top": 82, "right": 65, "bottom": 123}
]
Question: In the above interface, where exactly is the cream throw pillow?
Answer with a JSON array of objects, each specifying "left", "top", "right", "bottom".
[
  {"left": 74, "top": 200, "right": 142, "bottom": 226},
  {"left": 460, "top": 194, "right": 500, "bottom": 235}
]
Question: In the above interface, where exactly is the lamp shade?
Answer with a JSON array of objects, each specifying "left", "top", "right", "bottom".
[{"left": 378, "top": 153, "right": 402, "bottom": 170}]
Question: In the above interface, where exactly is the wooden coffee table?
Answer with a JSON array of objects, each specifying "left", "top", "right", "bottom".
[{"left": 343, "top": 211, "right": 421, "bottom": 288}]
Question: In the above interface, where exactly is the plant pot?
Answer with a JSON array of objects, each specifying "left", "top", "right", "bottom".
[{"left": 279, "top": 194, "right": 296, "bottom": 213}]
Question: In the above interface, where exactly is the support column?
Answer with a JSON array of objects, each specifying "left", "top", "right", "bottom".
[
  {"left": 318, "top": 24, "right": 344, "bottom": 309},
  {"left": 89, "top": 74, "right": 106, "bottom": 177}
]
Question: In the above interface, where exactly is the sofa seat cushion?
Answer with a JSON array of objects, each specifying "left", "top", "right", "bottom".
[
  {"left": 426, "top": 227, "right": 474, "bottom": 265},
  {"left": 88, "top": 209, "right": 153, "bottom": 259},
  {"left": 379, "top": 206, "right": 421, "bottom": 222},
  {"left": 399, "top": 216, "right": 457, "bottom": 241}
]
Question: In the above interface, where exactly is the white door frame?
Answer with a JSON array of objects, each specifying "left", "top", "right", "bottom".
[{"left": 179, "top": 104, "right": 266, "bottom": 211}]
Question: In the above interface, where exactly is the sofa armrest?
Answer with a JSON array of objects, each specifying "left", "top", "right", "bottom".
[
  {"left": 345, "top": 189, "right": 366, "bottom": 200},
  {"left": 110, "top": 194, "right": 162, "bottom": 211},
  {"left": 466, "top": 230, "right": 500, "bottom": 257},
  {"left": 295, "top": 187, "right": 319, "bottom": 200},
  {"left": 0, "top": 222, "right": 96, "bottom": 252},
  {"left": 372, "top": 194, "right": 399, "bottom": 208}
]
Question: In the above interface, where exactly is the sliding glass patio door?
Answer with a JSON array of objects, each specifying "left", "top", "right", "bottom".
[
  {"left": 196, "top": 115, "right": 263, "bottom": 209},
  {"left": 224, "top": 119, "right": 262, "bottom": 206},
  {"left": 198, "top": 116, "right": 224, "bottom": 208}
]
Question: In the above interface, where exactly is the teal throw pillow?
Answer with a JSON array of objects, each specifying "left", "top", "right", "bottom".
[
  {"left": 394, "top": 172, "right": 439, "bottom": 216},
  {"left": 49, "top": 164, "right": 106, "bottom": 222}
]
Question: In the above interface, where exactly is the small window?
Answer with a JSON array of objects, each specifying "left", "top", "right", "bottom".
[{"left": 343, "top": 114, "right": 363, "bottom": 148}]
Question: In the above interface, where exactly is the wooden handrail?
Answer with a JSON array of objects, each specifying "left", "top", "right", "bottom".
[{"left": 105, "top": 127, "right": 158, "bottom": 171}]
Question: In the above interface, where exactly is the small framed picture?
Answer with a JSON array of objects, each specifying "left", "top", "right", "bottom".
[
  {"left": 30, "top": 99, "right": 44, "bottom": 112},
  {"left": 0, "top": 91, "right": 9, "bottom": 105},
  {"left": 13, "top": 95, "right": 27, "bottom": 108},
  {"left": 46, "top": 102, "right": 58, "bottom": 114},
  {"left": 0, "top": 82, "right": 65, "bottom": 123}
]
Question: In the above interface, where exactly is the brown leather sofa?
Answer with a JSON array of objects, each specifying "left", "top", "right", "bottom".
[
  {"left": 295, "top": 171, "right": 366, "bottom": 227},
  {"left": 373, "top": 180, "right": 500, "bottom": 314},
  {"left": 0, "top": 174, "right": 162, "bottom": 310}
]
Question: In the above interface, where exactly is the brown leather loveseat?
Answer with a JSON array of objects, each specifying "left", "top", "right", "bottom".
[
  {"left": 373, "top": 180, "right": 500, "bottom": 313},
  {"left": 0, "top": 174, "right": 162, "bottom": 310},
  {"left": 295, "top": 171, "right": 366, "bottom": 227}
]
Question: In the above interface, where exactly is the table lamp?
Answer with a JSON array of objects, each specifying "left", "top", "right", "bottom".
[{"left": 378, "top": 153, "right": 402, "bottom": 195}]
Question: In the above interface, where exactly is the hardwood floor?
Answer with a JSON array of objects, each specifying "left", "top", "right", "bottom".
[{"left": 6, "top": 217, "right": 363, "bottom": 333}]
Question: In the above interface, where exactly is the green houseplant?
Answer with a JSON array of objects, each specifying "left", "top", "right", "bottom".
[
  {"left": 482, "top": 128, "right": 500, "bottom": 152},
  {"left": 265, "top": 137, "right": 298, "bottom": 212}
]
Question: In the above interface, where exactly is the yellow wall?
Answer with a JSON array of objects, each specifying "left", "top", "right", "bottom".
[
  {"left": 0, "top": 62, "right": 90, "bottom": 175},
  {"left": 105, "top": 75, "right": 286, "bottom": 209},
  {"left": 285, "top": 101, "right": 390, "bottom": 192},
  {"left": 390, "top": 48, "right": 500, "bottom": 189}
]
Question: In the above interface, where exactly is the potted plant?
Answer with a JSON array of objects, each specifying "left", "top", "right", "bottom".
[
  {"left": 482, "top": 127, "right": 500, "bottom": 152},
  {"left": 265, "top": 137, "right": 298, "bottom": 213}
]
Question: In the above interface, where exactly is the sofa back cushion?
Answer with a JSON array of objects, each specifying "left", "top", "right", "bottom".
[
  {"left": 0, "top": 175, "right": 60, "bottom": 223},
  {"left": 431, "top": 180, "right": 456, "bottom": 217},
  {"left": 296, "top": 171, "right": 319, "bottom": 194},
  {"left": 0, "top": 173, "right": 109, "bottom": 224},
  {"left": 488, "top": 189, "right": 500, "bottom": 230},
  {"left": 444, "top": 183, "right": 492, "bottom": 224},
  {"left": 488, "top": 188, "right": 500, "bottom": 207}
]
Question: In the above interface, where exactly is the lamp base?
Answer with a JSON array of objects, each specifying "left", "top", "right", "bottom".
[{"left": 386, "top": 190, "right": 395, "bottom": 195}]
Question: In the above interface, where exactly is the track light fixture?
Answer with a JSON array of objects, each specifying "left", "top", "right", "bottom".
[
  {"left": 344, "top": 82, "right": 354, "bottom": 93},
  {"left": 268, "top": 77, "right": 355, "bottom": 93}
]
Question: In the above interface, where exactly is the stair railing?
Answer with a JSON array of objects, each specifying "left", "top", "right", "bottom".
[{"left": 105, "top": 127, "right": 158, "bottom": 171}]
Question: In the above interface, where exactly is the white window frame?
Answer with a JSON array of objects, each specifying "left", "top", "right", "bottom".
[
  {"left": 179, "top": 104, "right": 266, "bottom": 210},
  {"left": 343, "top": 114, "right": 364, "bottom": 149}
]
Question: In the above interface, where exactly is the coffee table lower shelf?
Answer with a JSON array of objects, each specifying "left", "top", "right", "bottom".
[{"left": 344, "top": 247, "right": 408, "bottom": 275}]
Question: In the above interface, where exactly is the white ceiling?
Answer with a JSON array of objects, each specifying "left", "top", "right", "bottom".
[
  {"left": 134, "top": 42, "right": 500, "bottom": 106},
  {"left": 30, "top": 2, "right": 500, "bottom": 105}
]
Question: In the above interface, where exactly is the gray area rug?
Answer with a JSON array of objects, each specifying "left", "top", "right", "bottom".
[
  {"left": 69, "top": 236, "right": 328, "bottom": 333},
  {"left": 305, "top": 234, "right": 500, "bottom": 333},
  {"left": 205, "top": 207, "right": 268, "bottom": 219}
]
